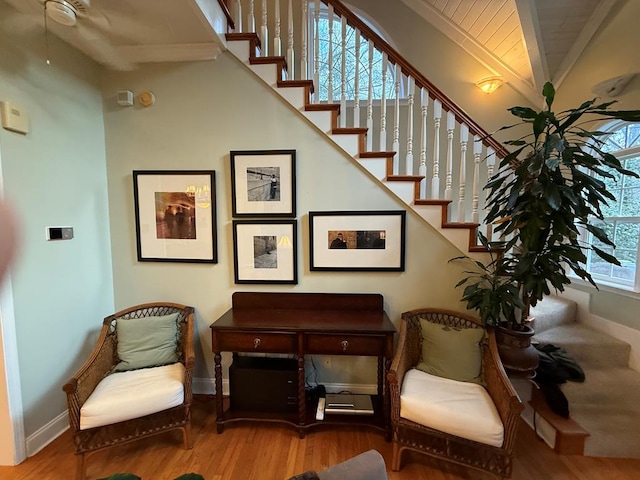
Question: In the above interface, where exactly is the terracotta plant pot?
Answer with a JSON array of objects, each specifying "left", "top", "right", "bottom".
[{"left": 495, "top": 324, "right": 539, "bottom": 376}]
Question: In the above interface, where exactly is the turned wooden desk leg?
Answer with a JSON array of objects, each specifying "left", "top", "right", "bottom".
[{"left": 214, "top": 352, "right": 224, "bottom": 434}]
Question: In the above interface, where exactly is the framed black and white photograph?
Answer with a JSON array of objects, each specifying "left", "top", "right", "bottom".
[
  {"left": 133, "top": 170, "right": 217, "bottom": 263},
  {"left": 233, "top": 220, "right": 297, "bottom": 284},
  {"left": 309, "top": 211, "right": 406, "bottom": 271},
  {"left": 230, "top": 150, "right": 296, "bottom": 217}
]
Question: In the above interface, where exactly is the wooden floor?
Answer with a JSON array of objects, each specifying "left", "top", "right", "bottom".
[{"left": 1, "top": 395, "right": 639, "bottom": 480}]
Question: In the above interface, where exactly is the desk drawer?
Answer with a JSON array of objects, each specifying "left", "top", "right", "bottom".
[
  {"left": 216, "top": 331, "right": 296, "bottom": 353},
  {"left": 306, "top": 333, "right": 384, "bottom": 356}
]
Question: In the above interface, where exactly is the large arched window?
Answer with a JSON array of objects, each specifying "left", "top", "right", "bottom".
[
  {"left": 309, "top": 2, "right": 397, "bottom": 102},
  {"left": 585, "top": 122, "right": 640, "bottom": 291}
]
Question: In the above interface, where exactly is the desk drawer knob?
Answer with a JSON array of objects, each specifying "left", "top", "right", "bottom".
[
  {"left": 253, "top": 337, "right": 261, "bottom": 349},
  {"left": 341, "top": 340, "right": 349, "bottom": 351}
]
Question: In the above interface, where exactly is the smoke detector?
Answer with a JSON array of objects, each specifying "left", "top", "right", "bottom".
[{"left": 44, "top": 0, "right": 90, "bottom": 27}]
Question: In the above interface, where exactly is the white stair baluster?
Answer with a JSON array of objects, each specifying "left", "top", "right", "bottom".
[
  {"left": 457, "top": 124, "right": 469, "bottom": 222},
  {"left": 431, "top": 99, "right": 442, "bottom": 198},
  {"left": 405, "top": 76, "right": 415, "bottom": 176},
  {"left": 287, "top": 0, "right": 294, "bottom": 79},
  {"left": 486, "top": 146, "right": 496, "bottom": 240},
  {"left": 379, "top": 52, "right": 388, "bottom": 152},
  {"left": 247, "top": 0, "right": 255, "bottom": 33},
  {"left": 366, "top": 41, "right": 374, "bottom": 151},
  {"left": 274, "top": 0, "right": 282, "bottom": 56},
  {"left": 471, "top": 135, "right": 482, "bottom": 224},
  {"left": 354, "top": 29, "right": 361, "bottom": 128},
  {"left": 419, "top": 87, "right": 429, "bottom": 198},
  {"left": 444, "top": 111, "right": 455, "bottom": 201},
  {"left": 392, "top": 64, "right": 401, "bottom": 174},
  {"left": 313, "top": 0, "right": 320, "bottom": 102},
  {"left": 327, "top": 4, "right": 334, "bottom": 102},
  {"left": 260, "top": 0, "right": 268, "bottom": 57},
  {"left": 300, "top": 0, "right": 307, "bottom": 80},
  {"left": 235, "top": 0, "right": 243, "bottom": 33},
  {"left": 340, "top": 15, "right": 347, "bottom": 128}
]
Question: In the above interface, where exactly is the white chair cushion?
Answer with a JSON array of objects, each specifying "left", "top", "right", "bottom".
[
  {"left": 80, "top": 362, "right": 185, "bottom": 430},
  {"left": 400, "top": 368, "right": 504, "bottom": 448}
]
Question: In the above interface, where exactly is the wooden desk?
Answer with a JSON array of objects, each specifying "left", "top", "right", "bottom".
[{"left": 210, "top": 292, "right": 396, "bottom": 438}]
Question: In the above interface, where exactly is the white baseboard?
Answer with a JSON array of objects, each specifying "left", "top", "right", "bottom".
[{"left": 26, "top": 411, "right": 68, "bottom": 457}]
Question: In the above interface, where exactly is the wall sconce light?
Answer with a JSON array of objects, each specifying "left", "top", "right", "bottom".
[{"left": 476, "top": 76, "right": 504, "bottom": 94}]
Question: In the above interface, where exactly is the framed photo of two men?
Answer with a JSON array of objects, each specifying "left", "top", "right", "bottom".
[{"left": 309, "top": 210, "right": 406, "bottom": 272}]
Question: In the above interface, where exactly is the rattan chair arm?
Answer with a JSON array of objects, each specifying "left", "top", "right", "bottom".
[
  {"left": 483, "top": 330, "right": 524, "bottom": 452},
  {"left": 62, "top": 321, "right": 116, "bottom": 431}
]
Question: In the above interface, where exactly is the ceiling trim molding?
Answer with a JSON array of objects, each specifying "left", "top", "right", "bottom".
[
  {"left": 551, "top": 0, "right": 619, "bottom": 88},
  {"left": 118, "top": 43, "right": 225, "bottom": 64},
  {"left": 400, "top": 0, "right": 540, "bottom": 105}
]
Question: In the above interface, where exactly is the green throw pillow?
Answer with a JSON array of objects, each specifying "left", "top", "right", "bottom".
[
  {"left": 415, "top": 318, "right": 485, "bottom": 383},
  {"left": 114, "top": 312, "right": 180, "bottom": 371}
]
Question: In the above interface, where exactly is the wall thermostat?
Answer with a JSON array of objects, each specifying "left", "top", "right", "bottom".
[{"left": 1, "top": 101, "right": 29, "bottom": 134}]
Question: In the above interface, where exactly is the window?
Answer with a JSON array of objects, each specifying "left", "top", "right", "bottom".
[
  {"left": 585, "top": 122, "right": 640, "bottom": 291},
  {"left": 309, "top": 3, "right": 397, "bottom": 102}
]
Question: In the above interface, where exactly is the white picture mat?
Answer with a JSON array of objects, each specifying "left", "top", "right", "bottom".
[
  {"left": 312, "top": 214, "right": 403, "bottom": 268},
  {"left": 236, "top": 223, "right": 295, "bottom": 281},
  {"left": 233, "top": 153, "right": 293, "bottom": 215},
  {"left": 137, "top": 174, "right": 213, "bottom": 260}
]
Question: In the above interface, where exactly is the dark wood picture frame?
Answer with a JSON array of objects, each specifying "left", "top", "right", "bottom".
[
  {"left": 309, "top": 210, "right": 406, "bottom": 271},
  {"left": 230, "top": 149, "right": 296, "bottom": 217},
  {"left": 233, "top": 219, "right": 298, "bottom": 284},
  {"left": 133, "top": 170, "right": 217, "bottom": 263}
]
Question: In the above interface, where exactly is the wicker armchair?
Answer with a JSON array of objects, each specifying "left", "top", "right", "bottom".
[
  {"left": 62, "top": 303, "right": 195, "bottom": 480},
  {"left": 387, "top": 308, "right": 524, "bottom": 479}
]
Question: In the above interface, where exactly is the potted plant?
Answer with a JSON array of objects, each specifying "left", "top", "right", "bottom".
[{"left": 455, "top": 82, "right": 640, "bottom": 373}]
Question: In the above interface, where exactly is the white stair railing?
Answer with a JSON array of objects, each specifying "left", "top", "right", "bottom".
[{"left": 229, "top": 0, "right": 507, "bottom": 240}]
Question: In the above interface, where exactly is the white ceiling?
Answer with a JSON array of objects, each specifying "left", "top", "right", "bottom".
[
  {"left": 0, "top": 0, "right": 630, "bottom": 104},
  {"left": 400, "top": 0, "right": 622, "bottom": 102}
]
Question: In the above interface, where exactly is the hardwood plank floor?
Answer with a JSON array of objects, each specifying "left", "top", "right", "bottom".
[{"left": 1, "top": 395, "right": 639, "bottom": 480}]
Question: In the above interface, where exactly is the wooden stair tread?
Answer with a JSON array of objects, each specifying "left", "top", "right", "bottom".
[{"left": 359, "top": 151, "right": 396, "bottom": 158}]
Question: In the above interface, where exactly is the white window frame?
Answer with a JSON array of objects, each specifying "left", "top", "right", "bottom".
[
  {"left": 307, "top": 1, "right": 402, "bottom": 103},
  {"left": 581, "top": 121, "right": 640, "bottom": 294}
]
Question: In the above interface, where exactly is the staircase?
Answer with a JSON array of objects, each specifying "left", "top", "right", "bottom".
[
  {"left": 220, "top": 2, "right": 640, "bottom": 460},
  {"left": 530, "top": 295, "right": 640, "bottom": 458},
  {"left": 225, "top": 32, "right": 488, "bottom": 259}
]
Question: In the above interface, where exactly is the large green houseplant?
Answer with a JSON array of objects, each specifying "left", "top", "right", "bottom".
[{"left": 455, "top": 82, "right": 640, "bottom": 372}]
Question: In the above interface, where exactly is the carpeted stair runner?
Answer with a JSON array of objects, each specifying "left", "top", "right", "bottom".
[{"left": 531, "top": 296, "right": 640, "bottom": 458}]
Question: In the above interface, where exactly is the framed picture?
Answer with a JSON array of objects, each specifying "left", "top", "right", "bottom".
[
  {"left": 309, "top": 210, "right": 406, "bottom": 271},
  {"left": 133, "top": 170, "right": 217, "bottom": 263},
  {"left": 233, "top": 220, "right": 298, "bottom": 284},
  {"left": 230, "top": 150, "right": 296, "bottom": 217}
]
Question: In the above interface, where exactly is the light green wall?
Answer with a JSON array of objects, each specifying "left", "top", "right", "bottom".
[
  {"left": 0, "top": 3, "right": 114, "bottom": 437},
  {"left": 101, "top": 53, "right": 469, "bottom": 385}
]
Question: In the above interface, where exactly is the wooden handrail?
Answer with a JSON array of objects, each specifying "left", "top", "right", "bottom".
[
  {"left": 322, "top": 0, "right": 508, "bottom": 159},
  {"left": 218, "top": 0, "right": 235, "bottom": 31}
]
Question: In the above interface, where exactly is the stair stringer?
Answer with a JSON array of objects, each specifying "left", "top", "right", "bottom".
[{"left": 225, "top": 35, "right": 489, "bottom": 262}]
